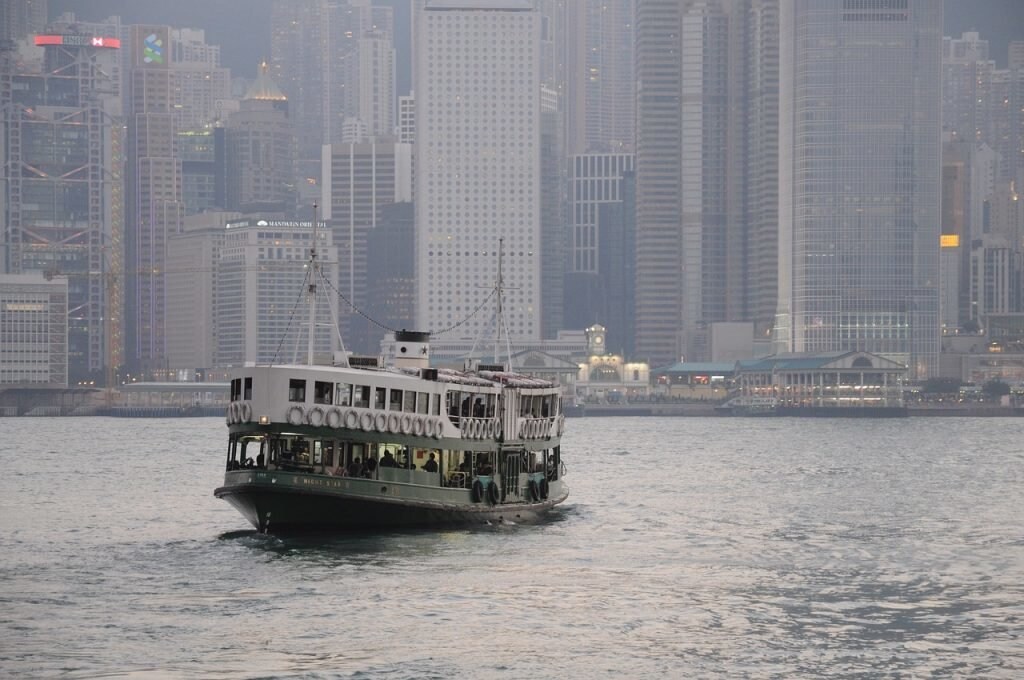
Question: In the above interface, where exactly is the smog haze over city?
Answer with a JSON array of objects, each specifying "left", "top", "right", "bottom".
[{"left": 4, "top": 1, "right": 1024, "bottom": 678}]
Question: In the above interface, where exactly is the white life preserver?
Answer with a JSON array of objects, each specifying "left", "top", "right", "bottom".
[
  {"left": 344, "top": 409, "right": 359, "bottom": 430},
  {"left": 486, "top": 420, "right": 495, "bottom": 439},
  {"left": 387, "top": 412, "right": 400, "bottom": 433},
  {"left": 326, "top": 407, "right": 343, "bottom": 428},
  {"left": 225, "top": 406, "right": 232, "bottom": 425},
  {"left": 433, "top": 419, "right": 443, "bottom": 439},
  {"left": 470, "top": 419, "right": 480, "bottom": 440},
  {"left": 287, "top": 405, "right": 304, "bottom": 426},
  {"left": 360, "top": 412, "right": 374, "bottom": 431},
  {"left": 400, "top": 414, "right": 412, "bottom": 435},
  {"left": 307, "top": 406, "right": 325, "bottom": 427},
  {"left": 412, "top": 416, "right": 424, "bottom": 437},
  {"left": 375, "top": 412, "right": 388, "bottom": 432},
  {"left": 241, "top": 402, "right": 253, "bottom": 423}
]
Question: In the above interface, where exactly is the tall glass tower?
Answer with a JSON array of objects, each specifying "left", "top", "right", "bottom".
[{"left": 775, "top": 0, "right": 942, "bottom": 379}]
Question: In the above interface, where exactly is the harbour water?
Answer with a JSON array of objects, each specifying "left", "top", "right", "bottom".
[{"left": 1, "top": 416, "right": 1021, "bottom": 678}]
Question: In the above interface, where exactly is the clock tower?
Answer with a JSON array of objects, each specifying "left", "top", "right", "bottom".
[{"left": 585, "top": 324, "right": 607, "bottom": 355}]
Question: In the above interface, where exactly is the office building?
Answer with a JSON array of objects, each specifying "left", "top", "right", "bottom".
[
  {"left": 215, "top": 218, "right": 338, "bottom": 367},
  {"left": 776, "top": 0, "right": 943, "bottom": 378},
  {"left": 226, "top": 62, "right": 295, "bottom": 213},
  {"left": 414, "top": 1, "right": 541, "bottom": 345},
  {"left": 323, "top": 140, "right": 412, "bottom": 351},
  {"left": 0, "top": 274, "right": 67, "bottom": 385},
  {"left": 1, "top": 22, "right": 125, "bottom": 382}
]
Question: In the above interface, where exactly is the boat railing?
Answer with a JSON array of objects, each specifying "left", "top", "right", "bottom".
[{"left": 459, "top": 416, "right": 500, "bottom": 440}]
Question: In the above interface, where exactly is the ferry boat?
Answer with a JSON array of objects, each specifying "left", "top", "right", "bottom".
[{"left": 214, "top": 216, "right": 568, "bottom": 533}]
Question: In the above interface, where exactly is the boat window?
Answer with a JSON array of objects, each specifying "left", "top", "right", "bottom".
[
  {"left": 375, "top": 387, "right": 387, "bottom": 410},
  {"left": 541, "top": 396, "right": 552, "bottom": 417},
  {"left": 354, "top": 385, "right": 370, "bottom": 408},
  {"left": 390, "top": 388, "right": 403, "bottom": 411},
  {"left": 335, "top": 383, "right": 352, "bottom": 406},
  {"left": 230, "top": 378, "right": 240, "bottom": 401},
  {"left": 288, "top": 379, "right": 306, "bottom": 402},
  {"left": 431, "top": 393, "right": 441, "bottom": 416},
  {"left": 243, "top": 377, "right": 252, "bottom": 400},
  {"left": 485, "top": 394, "right": 496, "bottom": 418},
  {"left": 520, "top": 395, "right": 532, "bottom": 417},
  {"left": 314, "top": 381, "right": 332, "bottom": 405},
  {"left": 404, "top": 390, "right": 416, "bottom": 413},
  {"left": 417, "top": 392, "right": 430, "bottom": 414}
]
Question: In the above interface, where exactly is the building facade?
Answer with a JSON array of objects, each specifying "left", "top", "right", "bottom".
[
  {"left": 0, "top": 274, "right": 68, "bottom": 385},
  {"left": 2, "top": 24, "right": 125, "bottom": 382},
  {"left": 215, "top": 218, "right": 338, "bottom": 367},
  {"left": 775, "top": 0, "right": 943, "bottom": 379},
  {"left": 414, "top": 1, "right": 541, "bottom": 342}
]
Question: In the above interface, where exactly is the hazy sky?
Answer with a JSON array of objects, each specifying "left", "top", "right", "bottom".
[{"left": 49, "top": 0, "right": 1024, "bottom": 81}]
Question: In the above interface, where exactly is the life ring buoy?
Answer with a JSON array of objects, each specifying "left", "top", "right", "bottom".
[
  {"left": 375, "top": 412, "right": 388, "bottom": 432},
  {"left": 487, "top": 481, "right": 500, "bottom": 505},
  {"left": 486, "top": 421, "right": 495, "bottom": 439},
  {"left": 400, "top": 414, "right": 412, "bottom": 435},
  {"left": 539, "top": 478, "right": 549, "bottom": 500},
  {"left": 307, "top": 406, "right": 325, "bottom": 427},
  {"left": 471, "top": 479, "right": 485, "bottom": 503},
  {"left": 344, "top": 410, "right": 359, "bottom": 430},
  {"left": 287, "top": 405, "right": 304, "bottom": 426},
  {"left": 475, "top": 420, "right": 484, "bottom": 439},
  {"left": 528, "top": 479, "right": 540, "bottom": 502},
  {"left": 387, "top": 412, "right": 400, "bottom": 433},
  {"left": 360, "top": 412, "right": 374, "bottom": 431},
  {"left": 326, "top": 407, "right": 342, "bottom": 428},
  {"left": 433, "top": 419, "right": 443, "bottom": 439},
  {"left": 241, "top": 402, "right": 253, "bottom": 423},
  {"left": 412, "top": 416, "right": 424, "bottom": 436},
  {"left": 225, "top": 407, "right": 232, "bottom": 425}
]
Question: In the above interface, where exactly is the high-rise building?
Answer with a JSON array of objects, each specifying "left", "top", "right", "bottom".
[
  {"left": 165, "top": 211, "right": 239, "bottom": 372},
  {"left": 414, "top": 1, "right": 541, "bottom": 344},
  {"left": 323, "top": 140, "right": 412, "bottom": 351},
  {"left": 226, "top": 62, "right": 295, "bottom": 213},
  {"left": 540, "top": 85, "right": 565, "bottom": 339},
  {"left": 124, "top": 25, "right": 230, "bottom": 376},
  {"left": 635, "top": 0, "right": 771, "bottom": 365},
  {"left": 1, "top": 22, "right": 125, "bottom": 382},
  {"left": 0, "top": 0, "right": 48, "bottom": 45},
  {"left": 125, "top": 25, "right": 182, "bottom": 376},
  {"left": 215, "top": 218, "right": 338, "bottom": 367},
  {"left": 565, "top": 0, "right": 635, "bottom": 155},
  {"left": 776, "top": 0, "right": 943, "bottom": 378},
  {"left": 271, "top": 0, "right": 331, "bottom": 161},
  {"left": 358, "top": 28, "right": 396, "bottom": 139}
]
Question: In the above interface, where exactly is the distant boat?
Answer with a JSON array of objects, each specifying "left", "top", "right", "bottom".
[{"left": 214, "top": 219, "right": 568, "bottom": 533}]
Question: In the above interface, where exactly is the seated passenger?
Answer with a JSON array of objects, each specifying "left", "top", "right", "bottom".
[
  {"left": 423, "top": 452, "right": 439, "bottom": 473},
  {"left": 380, "top": 450, "right": 397, "bottom": 467},
  {"left": 347, "top": 457, "right": 363, "bottom": 477}
]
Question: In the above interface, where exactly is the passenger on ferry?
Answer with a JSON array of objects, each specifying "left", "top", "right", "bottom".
[
  {"left": 423, "top": 453, "right": 439, "bottom": 473},
  {"left": 379, "top": 450, "right": 397, "bottom": 467},
  {"left": 347, "top": 457, "right": 363, "bottom": 477},
  {"left": 473, "top": 398, "right": 485, "bottom": 418},
  {"left": 256, "top": 451, "right": 265, "bottom": 469},
  {"left": 366, "top": 453, "right": 378, "bottom": 475}
]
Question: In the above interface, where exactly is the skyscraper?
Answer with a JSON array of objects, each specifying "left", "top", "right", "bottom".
[
  {"left": 565, "top": 0, "right": 636, "bottom": 155},
  {"left": 414, "top": 1, "right": 541, "bottom": 345},
  {"left": 635, "top": 0, "right": 762, "bottom": 366},
  {"left": 226, "top": 63, "right": 295, "bottom": 214},
  {"left": 775, "top": 0, "right": 943, "bottom": 378},
  {"left": 2, "top": 20, "right": 125, "bottom": 382},
  {"left": 323, "top": 140, "right": 412, "bottom": 351}
]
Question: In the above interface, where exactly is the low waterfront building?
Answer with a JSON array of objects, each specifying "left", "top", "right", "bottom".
[{"left": 731, "top": 351, "right": 906, "bottom": 410}]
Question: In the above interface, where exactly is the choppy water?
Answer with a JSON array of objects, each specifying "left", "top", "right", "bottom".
[{"left": 1, "top": 416, "right": 1022, "bottom": 678}]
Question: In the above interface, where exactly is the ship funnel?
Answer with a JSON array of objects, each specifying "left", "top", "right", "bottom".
[{"left": 393, "top": 330, "right": 431, "bottom": 369}]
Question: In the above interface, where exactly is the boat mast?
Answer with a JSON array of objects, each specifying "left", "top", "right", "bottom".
[
  {"left": 306, "top": 201, "right": 319, "bottom": 366},
  {"left": 494, "top": 238, "right": 503, "bottom": 363}
]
